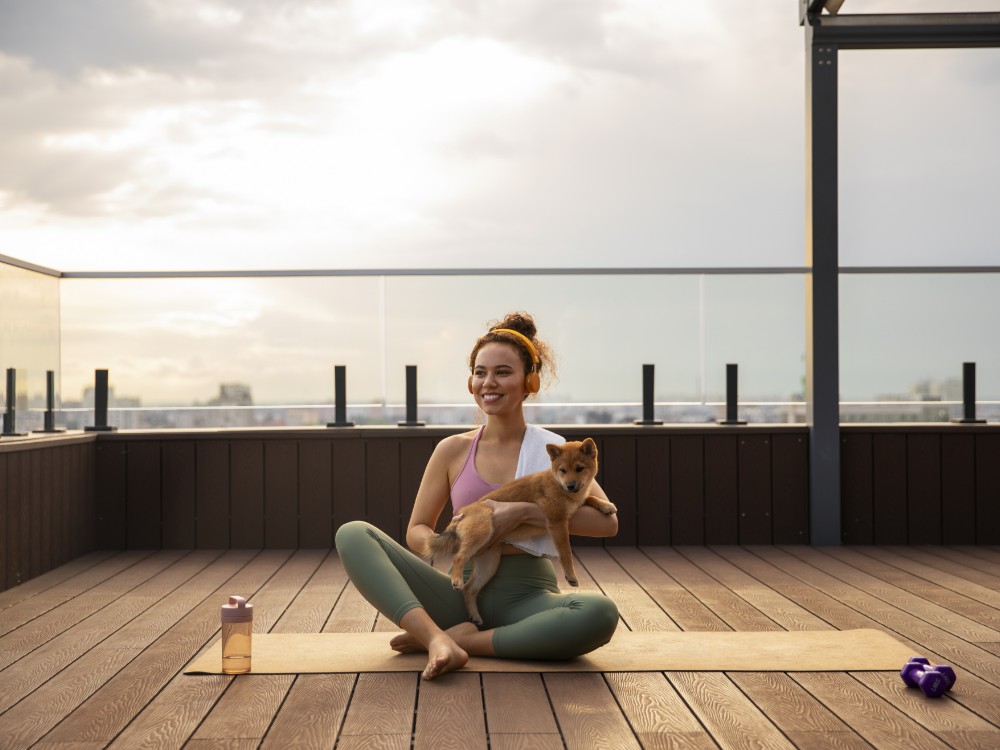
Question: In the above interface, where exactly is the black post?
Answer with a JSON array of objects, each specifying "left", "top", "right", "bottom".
[
  {"left": 35, "top": 370, "right": 65, "bottom": 433},
  {"left": 952, "top": 361, "right": 985, "bottom": 424},
  {"left": 718, "top": 363, "right": 747, "bottom": 425},
  {"left": 85, "top": 369, "right": 118, "bottom": 432},
  {"left": 2, "top": 368, "right": 27, "bottom": 436},
  {"left": 634, "top": 364, "right": 662, "bottom": 425},
  {"left": 398, "top": 365, "right": 425, "bottom": 427},
  {"left": 327, "top": 365, "right": 355, "bottom": 427}
]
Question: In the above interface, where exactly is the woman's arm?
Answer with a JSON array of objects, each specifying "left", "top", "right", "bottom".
[{"left": 405, "top": 440, "right": 459, "bottom": 554}]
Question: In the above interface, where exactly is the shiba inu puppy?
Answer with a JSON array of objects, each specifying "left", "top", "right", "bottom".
[{"left": 425, "top": 438, "right": 617, "bottom": 625}]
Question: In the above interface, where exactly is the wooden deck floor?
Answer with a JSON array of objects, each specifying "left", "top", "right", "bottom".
[{"left": 1, "top": 546, "right": 999, "bottom": 749}]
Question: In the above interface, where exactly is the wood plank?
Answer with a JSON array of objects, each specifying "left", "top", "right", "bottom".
[
  {"left": 298, "top": 440, "right": 333, "bottom": 548},
  {"left": 196, "top": 440, "right": 230, "bottom": 548},
  {"left": 332, "top": 438, "right": 366, "bottom": 539},
  {"left": 838, "top": 432, "right": 870, "bottom": 543},
  {"left": 606, "top": 672, "right": 713, "bottom": 749},
  {"left": 976, "top": 433, "right": 1000, "bottom": 544},
  {"left": 872, "top": 433, "right": 908, "bottom": 544},
  {"left": 793, "top": 672, "right": 950, "bottom": 749},
  {"left": 264, "top": 440, "right": 298, "bottom": 547},
  {"left": 636, "top": 435, "right": 670, "bottom": 546},
  {"left": 738, "top": 434, "right": 772, "bottom": 544},
  {"left": 482, "top": 673, "right": 559, "bottom": 735},
  {"left": 771, "top": 432, "right": 810, "bottom": 544},
  {"left": 574, "top": 547, "right": 673, "bottom": 632},
  {"left": 0, "top": 550, "right": 116, "bottom": 610},
  {"left": 260, "top": 674, "right": 355, "bottom": 749},
  {"left": 907, "top": 433, "right": 941, "bottom": 545},
  {"left": 669, "top": 671, "right": 795, "bottom": 749},
  {"left": 608, "top": 547, "right": 716, "bottom": 632},
  {"left": 941, "top": 433, "right": 976, "bottom": 544},
  {"left": 230, "top": 440, "right": 264, "bottom": 548},
  {"left": 338, "top": 673, "right": 416, "bottom": 741},
  {"left": 162, "top": 440, "right": 196, "bottom": 548},
  {"left": 545, "top": 673, "right": 641, "bottom": 750},
  {"left": 727, "top": 672, "right": 853, "bottom": 734},
  {"left": 669, "top": 436, "right": 703, "bottom": 545},
  {"left": 366, "top": 439, "right": 400, "bottom": 541},
  {"left": 126, "top": 440, "right": 161, "bottom": 549},
  {"left": 414, "top": 672, "right": 487, "bottom": 750},
  {"left": 600, "top": 435, "right": 637, "bottom": 546},
  {"left": 704, "top": 434, "right": 738, "bottom": 545},
  {"left": 488, "top": 734, "right": 565, "bottom": 750}
]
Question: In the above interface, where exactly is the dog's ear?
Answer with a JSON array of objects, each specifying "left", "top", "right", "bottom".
[
  {"left": 581, "top": 437, "right": 597, "bottom": 457},
  {"left": 545, "top": 443, "right": 562, "bottom": 460}
]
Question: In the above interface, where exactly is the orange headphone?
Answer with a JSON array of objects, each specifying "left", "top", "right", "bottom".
[{"left": 468, "top": 328, "right": 541, "bottom": 395}]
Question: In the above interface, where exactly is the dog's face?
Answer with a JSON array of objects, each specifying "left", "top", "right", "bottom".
[{"left": 545, "top": 438, "right": 598, "bottom": 494}]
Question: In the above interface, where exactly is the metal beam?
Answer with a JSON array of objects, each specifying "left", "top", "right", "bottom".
[
  {"left": 810, "top": 13, "right": 1000, "bottom": 48},
  {"left": 804, "top": 30, "right": 841, "bottom": 546}
]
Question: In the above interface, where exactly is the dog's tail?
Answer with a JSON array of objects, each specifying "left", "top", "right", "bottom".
[{"left": 424, "top": 525, "right": 460, "bottom": 564}]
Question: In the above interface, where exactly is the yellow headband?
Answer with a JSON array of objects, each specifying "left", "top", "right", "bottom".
[{"left": 490, "top": 328, "right": 541, "bottom": 369}]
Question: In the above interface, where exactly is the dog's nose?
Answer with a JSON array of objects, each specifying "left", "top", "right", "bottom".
[{"left": 565, "top": 481, "right": 579, "bottom": 492}]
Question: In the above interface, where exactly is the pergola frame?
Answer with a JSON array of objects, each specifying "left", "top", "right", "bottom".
[{"left": 801, "top": 2, "right": 1000, "bottom": 544}]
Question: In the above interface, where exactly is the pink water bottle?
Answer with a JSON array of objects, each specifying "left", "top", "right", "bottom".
[{"left": 221, "top": 595, "right": 253, "bottom": 674}]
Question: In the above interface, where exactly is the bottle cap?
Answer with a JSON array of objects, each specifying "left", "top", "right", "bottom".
[{"left": 221, "top": 595, "right": 253, "bottom": 623}]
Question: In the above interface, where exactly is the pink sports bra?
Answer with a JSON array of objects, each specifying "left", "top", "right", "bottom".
[{"left": 450, "top": 427, "right": 501, "bottom": 512}]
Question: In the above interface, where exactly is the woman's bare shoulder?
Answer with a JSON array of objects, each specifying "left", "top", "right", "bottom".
[{"left": 433, "top": 430, "right": 478, "bottom": 460}]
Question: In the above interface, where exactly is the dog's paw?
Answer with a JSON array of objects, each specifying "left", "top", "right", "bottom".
[
  {"left": 452, "top": 581, "right": 465, "bottom": 591},
  {"left": 600, "top": 503, "right": 618, "bottom": 515},
  {"left": 566, "top": 577, "right": 579, "bottom": 587}
]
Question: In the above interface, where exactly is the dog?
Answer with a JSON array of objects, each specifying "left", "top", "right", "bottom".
[{"left": 425, "top": 438, "right": 617, "bottom": 625}]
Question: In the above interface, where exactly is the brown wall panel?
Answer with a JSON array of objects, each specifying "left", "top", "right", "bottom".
[
  {"left": 399, "top": 437, "right": 435, "bottom": 532},
  {"left": 95, "top": 440, "right": 127, "bottom": 549},
  {"left": 636, "top": 435, "right": 670, "bottom": 546},
  {"left": 126, "top": 441, "right": 161, "bottom": 549},
  {"left": 738, "top": 435, "right": 772, "bottom": 545},
  {"left": 906, "top": 434, "right": 941, "bottom": 545},
  {"left": 196, "top": 441, "right": 230, "bottom": 548},
  {"left": 599, "top": 436, "right": 637, "bottom": 546},
  {"left": 772, "top": 433, "right": 810, "bottom": 544},
  {"left": 264, "top": 440, "right": 299, "bottom": 548},
  {"left": 299, "top": 440, "right": 333, "bottom": 548},
  {"left": 670, "top": 436, "right": 704, "bottom": 545},
  {"left": 162, "top": 441, "right": 196, "bottom": 548},
  {"left": 976, "top": 433, "right": 1000, "bottom": 544},
  {"left": 1, "top": 453, "right": 8, "bottom": 589},
  {"left": 332, "top": 439, "right": 366, "bottom": 539},
  {"left": 705, "top": 435, "right": 738, "bottom": 545},
  {"left": 872, "top": 434, "right": 907, "bottom": 544},
  {"left": 840, "top": 433, "right": 873, "bottom": 544},
  {"left": 231, "top": 440, "right": 264, "bottom": 548},
  {"left": 941, "top": 433, "right": 975, "bottom": 544},
  {"left": 30, "top": 450, "right": 43, "bottom": 579},
  {"left": 366, "top": 439, "right": 401, "bottom": 540}
]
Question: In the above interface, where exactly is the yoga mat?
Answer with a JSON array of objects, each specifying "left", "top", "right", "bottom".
[{"left": 184, "top": 629, "right": 915, "bottom": 675}]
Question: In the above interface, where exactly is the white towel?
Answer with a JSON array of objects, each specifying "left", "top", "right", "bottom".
[{"left": 504, "top": 424, "right": 565, "bottom": 558}]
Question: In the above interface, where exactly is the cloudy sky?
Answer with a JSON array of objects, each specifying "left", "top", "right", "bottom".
[{"left": 2, "top": 0, "right": 998, "bottom": 405}]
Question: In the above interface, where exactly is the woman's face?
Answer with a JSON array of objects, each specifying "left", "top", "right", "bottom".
[{"left": 470, "top": 342, "right": 528, "bottom": 414}]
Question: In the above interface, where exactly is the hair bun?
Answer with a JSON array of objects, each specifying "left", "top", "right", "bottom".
[{"left": 496, "top": 312, "right": 537, "bottom": 340}]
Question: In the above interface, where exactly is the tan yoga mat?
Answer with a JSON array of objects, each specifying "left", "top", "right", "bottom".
[{"left": 184, "top": 629, "right": 915, "bottom": 675}]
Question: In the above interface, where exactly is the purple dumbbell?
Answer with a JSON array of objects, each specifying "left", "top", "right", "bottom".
[{"left": 900, "top": 657, "right": 957, "bottom": 698}]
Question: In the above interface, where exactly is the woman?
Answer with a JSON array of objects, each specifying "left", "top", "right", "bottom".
[{"left": 335, "top": 312, "right": 619, "bottom": 680}]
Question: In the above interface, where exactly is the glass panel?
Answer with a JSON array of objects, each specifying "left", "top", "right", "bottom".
[
  {"left": 840, "top": 48, "right": 1000, "bottom": 267},
  {"left": 840, "top": 273, "right": 1000, "bottom": 421},
  {"left": 0, "top": 261, "right": 61, "bottom": 432}
]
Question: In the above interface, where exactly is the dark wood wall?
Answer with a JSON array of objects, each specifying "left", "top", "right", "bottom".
[
  {"left": 4, "top": 422, "right": 999, "bottom": 593},
  {"left": 1, "top": 435, "right": 95, "bottom": 592},
  {"left": 88, "top": 425, "right": 811, "bottom": 551},
  {"left": 841, "top": 425, "right": 1000, "bottom": 545}
]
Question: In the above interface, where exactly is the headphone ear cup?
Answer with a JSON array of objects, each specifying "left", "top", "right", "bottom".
[
  {"left": 525, "top": 371, "right": 540, "bottom": 395},
  {"left": 467, "top": 375, "right": 474, "bottom": 394}
]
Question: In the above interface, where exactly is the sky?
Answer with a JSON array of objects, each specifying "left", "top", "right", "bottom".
[{"left": 1, "top": 1, "right": 998, "bottom": 405}]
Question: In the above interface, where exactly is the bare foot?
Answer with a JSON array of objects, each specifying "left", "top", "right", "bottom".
[
  {"left": 390, "top": 621, "right": 481, "bottom": 655},
  {"left": 423, "top": 634, "right": 468, "bottom": 681}
]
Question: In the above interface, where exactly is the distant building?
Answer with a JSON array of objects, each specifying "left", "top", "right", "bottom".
[{"left": 208, "top": 383, "right": 253, "bottom": 406}]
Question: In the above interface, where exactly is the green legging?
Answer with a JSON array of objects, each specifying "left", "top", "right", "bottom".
[{"left": 335, "top": 520, "right": 619, "bottom": 660}]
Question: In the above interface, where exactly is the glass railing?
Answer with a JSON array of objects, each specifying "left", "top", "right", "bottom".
[{"left": 3, "top": 261, "right": 998, "bottom": 431}]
